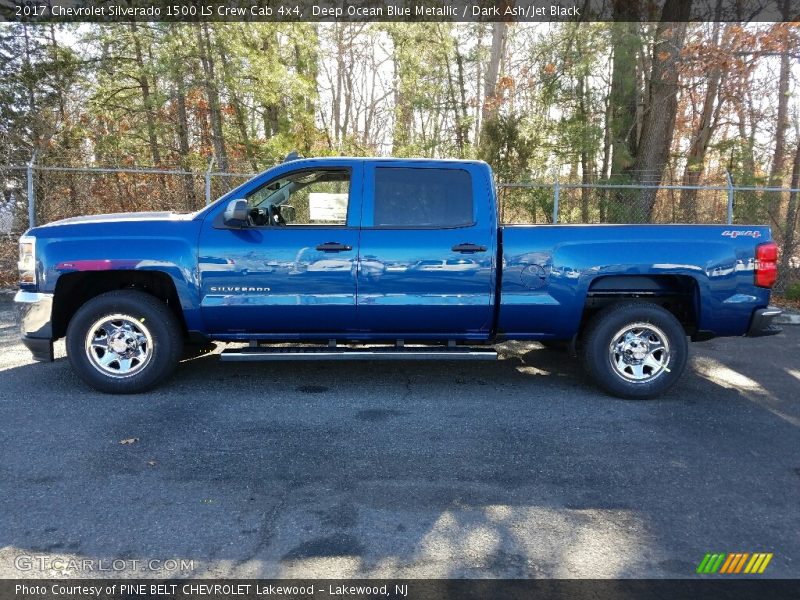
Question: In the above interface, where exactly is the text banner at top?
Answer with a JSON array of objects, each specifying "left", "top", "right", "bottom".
[{"left": 4, "top": 0, "right": 800, "bottom": 23}]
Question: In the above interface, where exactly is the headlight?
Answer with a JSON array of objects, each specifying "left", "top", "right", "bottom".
[{"left": 18, "top": 236, "right": 36, "bottom": 284}]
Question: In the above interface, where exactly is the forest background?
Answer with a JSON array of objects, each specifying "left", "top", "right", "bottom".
[{"left": 2, "top": 7, "right": 800, "bottom": 289}]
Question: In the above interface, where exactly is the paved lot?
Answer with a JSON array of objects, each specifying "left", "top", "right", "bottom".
[{"left": 0, "top": 292, "right": 798, "bottom": 579}]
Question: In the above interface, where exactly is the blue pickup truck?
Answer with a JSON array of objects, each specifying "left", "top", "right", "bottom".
[{"left": 15, "top": 157, "right": 782, "bottom": 398}]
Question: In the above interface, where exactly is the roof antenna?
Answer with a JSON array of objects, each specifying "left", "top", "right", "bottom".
[{"left": 283, "top": 151, "right": 302, "bottom": 162}]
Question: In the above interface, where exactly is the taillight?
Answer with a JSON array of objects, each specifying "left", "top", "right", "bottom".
[{"left": 755, "top": 242, "right": 778, "bottom": 288}]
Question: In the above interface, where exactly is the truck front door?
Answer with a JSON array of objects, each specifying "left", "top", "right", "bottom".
[
  {"left": 198, "top": 162, "right": 362, "bottom": 335},
  {"left": 356, "top": 162, "right": 496, "bottom": 338}
]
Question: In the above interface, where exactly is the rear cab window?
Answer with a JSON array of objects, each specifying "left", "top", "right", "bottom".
[{"left": 372, "top": 167, "right": 474, "bottom": 228}]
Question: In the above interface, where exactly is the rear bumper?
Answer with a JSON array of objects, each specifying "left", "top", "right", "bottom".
[
  {"left": 14, "top": 290, "right": 54, "bottom": 362},
  {"left": 747, "top": 306, "right": 783, "bottom": 337}
]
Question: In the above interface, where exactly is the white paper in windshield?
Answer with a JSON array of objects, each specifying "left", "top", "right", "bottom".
[{"left": 308, "top": 192, "right": 348, "bottom": 222}]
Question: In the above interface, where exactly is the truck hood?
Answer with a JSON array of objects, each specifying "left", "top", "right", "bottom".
[{"left": 43, "top": 211, "right": 194, "bottom": 227}]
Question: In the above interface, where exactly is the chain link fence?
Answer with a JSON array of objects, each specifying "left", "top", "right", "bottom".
[
  {"left": 497, "top": 182, "right": 736, "bottom": 224},
  {"left": 1, "top": 163, "right": 798, "bottom": 290}
]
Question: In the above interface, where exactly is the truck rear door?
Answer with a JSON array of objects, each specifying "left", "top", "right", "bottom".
[{"left": 356, "top": 161, "right": 496, "bottom": 338}]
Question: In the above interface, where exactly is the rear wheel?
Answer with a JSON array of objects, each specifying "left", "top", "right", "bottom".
[
  {"left": 580, "top": 302, "right": 688, "bottom": 399},
  {"left": 67, "top": 290, "right": 182, "bottom": 393}
]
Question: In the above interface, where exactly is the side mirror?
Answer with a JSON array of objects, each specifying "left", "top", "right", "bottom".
[
  {"left": 280, "top": 205, "right": 296, "bottom": 223},
  {"left": 223, "top": 199, "right": 249, "bottom": 227}
]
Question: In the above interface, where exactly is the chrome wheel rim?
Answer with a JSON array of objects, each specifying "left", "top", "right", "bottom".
[
  {"left": 608, "top": 322, "right": 671, "bottom": 383},
  {"left": 84, "top": 314, "right": 153, "bottom": 378}
]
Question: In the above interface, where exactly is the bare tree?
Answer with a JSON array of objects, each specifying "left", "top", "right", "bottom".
[
  {"left": 479, "top": 22, "right": 507, "bottom": 145},
  {"left": 768, "top": 4, "right": 793, "bottom": 227},
  {"left": 195, "top": 23, "right": 228, "bottom": 171},
  {"left": 631, "top": 0, "right": 692, "bottom": 221}
]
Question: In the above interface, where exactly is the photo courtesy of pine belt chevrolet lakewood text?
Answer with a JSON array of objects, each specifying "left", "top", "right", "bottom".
[{"left": 15, "top": 156, "right": 782, "bottom": 398}]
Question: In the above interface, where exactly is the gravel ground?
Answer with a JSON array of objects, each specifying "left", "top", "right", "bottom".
[{"left": 0, "top": 292, "right": 798, "bottom": 579}]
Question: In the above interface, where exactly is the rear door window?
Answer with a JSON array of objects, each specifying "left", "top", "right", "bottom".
[{"left": 373, "top": 167, "right": 473, "bottom": 227}]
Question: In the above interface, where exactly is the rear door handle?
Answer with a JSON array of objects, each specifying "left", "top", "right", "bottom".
[
  {"left": 452, "top": 243, "right": 488, "bottom": 253},
  {"left": 316, "top": 242, "right": 352, "bottom": 252}
]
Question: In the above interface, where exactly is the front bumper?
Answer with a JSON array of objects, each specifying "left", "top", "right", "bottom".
[
  {"left": 14, "top": 290, "right": 54, "bottom": 361},
  {"left": 747, "top": 306, "right": 783, "bottom": 337}
]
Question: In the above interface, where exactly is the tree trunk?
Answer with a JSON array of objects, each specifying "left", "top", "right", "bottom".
[
  {"left": 599, "top": 59, "right": 613, "bottom": 222},
  {"left": 341, "top": 28, "right": 353, "bottom": 145},
  {"left": 22, "top": 25, "right": 40, "bottom": 153},
  {"left": 215, "top": 34, "right": 257, "bottom": 171},
  {"left": 195, "top": 23, "right": 228, "bottom": 172},
  {"left": 578, "top": 66, "right": 592, "bottom": 223},
  {"left": 48, "top": 23, "right": 81, "bottom": 213},
  {"left": 608, "top": 0, "right": 641, "bottom": 176},
  {"left": 631, "top": 0, "right": 692, "bottom": 222},
  {"left": 333, "top": 24, "right": 344, "bottom": 145},
  {"left": 736, "top": 91, "right": 757, "bottom": 181},
  {"left": 475, "top": 24, "right": 485, "bottom": 138},
  {"left": 777, "top": 138, "right": 800, "bottom": 290},
  {"left": 390, "top": 29, "right": 413, "bottom": 153},
  {"left": 259, "top": 28, "right": 282, "bottom": 141},
  {"left": 768, "top": 2, "right": 792, "bottom": 228},
  {"left": 479, "top": 22, "right": 507, "bottom": 146},
  {"left": 129, "top": 22, "right": 161, "bottom": 167},
  {"left": 440, "top": 26, "right": 464, "bottom": 157},
  {"left": 173, "top": 67, "right": 197, "bottom": 210},
  {"left": 454, "top": 38, "right": 470, "bottom": 152},
  {"left": 679, "top": 20, "right": 726, "bottom": 222}
]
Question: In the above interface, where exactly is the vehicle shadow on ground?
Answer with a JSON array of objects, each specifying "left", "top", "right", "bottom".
[{"left": 0, "top": 333, "right": 798, "bottom": 578}]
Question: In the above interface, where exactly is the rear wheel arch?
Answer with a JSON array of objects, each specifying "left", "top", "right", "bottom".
[{"left": 579, "top": 274, "right": 700, "bottom": 338}]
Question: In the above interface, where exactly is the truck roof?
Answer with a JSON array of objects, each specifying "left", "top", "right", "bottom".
[{"left": 283, "top": 156, "right": 490, "bottom": 167}]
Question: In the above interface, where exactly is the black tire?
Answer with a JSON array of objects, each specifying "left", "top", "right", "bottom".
[
  {"left": 66, "top": 290, "right": 183, "bottom": 394},
  {"left": 579, "top": 302, "right": 688, "bottom": 399}
]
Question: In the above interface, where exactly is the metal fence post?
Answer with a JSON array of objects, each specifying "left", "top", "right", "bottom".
[
  {"left": 552, "top": 174, "right": 560, "bottom": 223},
  {"left": 204, "top": 156, "right": 215, "bottom": 205},
  {"left": 725, "top": 170, "right": 734, "bottom": 225},
  {"left": 27, "top": 152, "right": 37, "bottom": 228}
]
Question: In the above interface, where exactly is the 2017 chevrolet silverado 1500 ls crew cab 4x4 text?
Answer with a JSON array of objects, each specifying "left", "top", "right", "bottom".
[{"left": 15, "top": 157, "right": 783, "bottom": 398}]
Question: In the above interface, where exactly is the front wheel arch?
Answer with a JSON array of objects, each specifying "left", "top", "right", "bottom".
[
  {"left": 52, "top": 270, "right": 187, "bottom": 341},
  {"left": 66, "top": 290, "right": 183, "bottom": 394}
]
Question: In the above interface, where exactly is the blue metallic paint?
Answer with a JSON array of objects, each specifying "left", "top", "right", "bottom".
[
  {"left": 24, "top": 217, "right": 204, "bottom": 332},
  {"left": 356, "top": 160, "right": 497, "bottom": 335},
  {"left": 197, "top": 160, "right": 363, "bottom": 333},
  {"left": 21, "top": 157, "right": 773, "bottom": 344},
  {"left": 499, "top": 224, "right": 772, "bottom": 339}
]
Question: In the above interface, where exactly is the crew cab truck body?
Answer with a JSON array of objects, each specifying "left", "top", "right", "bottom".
[{"left": 15, "top": 157, "right": 782, "bottom": 398}]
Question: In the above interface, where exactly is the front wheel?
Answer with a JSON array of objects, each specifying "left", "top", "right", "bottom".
[
  {"left": 67, "top": 290, "right": 183, "bottom": 393},
  {"left": 580, "top": 302, "right": 688, "bottom": 399}
]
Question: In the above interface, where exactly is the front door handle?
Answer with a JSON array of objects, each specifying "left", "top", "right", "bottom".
[
  {"left": 316, "top": 242, "right": 352, "bottom": 252},
  {"left": 452, "top": 243, "right": 488, "bottom": 253}
]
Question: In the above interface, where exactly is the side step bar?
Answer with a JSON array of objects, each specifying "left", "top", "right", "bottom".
[{"left": 220, "top": 346, "right": 498, "bottom": 362}]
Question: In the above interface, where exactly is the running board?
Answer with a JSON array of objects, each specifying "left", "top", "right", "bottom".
[{"left": 220, "top": 346, "right": 498, "bottom": 362}]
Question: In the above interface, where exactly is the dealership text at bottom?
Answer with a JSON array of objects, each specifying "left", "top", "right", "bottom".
[{"left": 15, "top": 584, "right": 407, "bottom": 597}]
